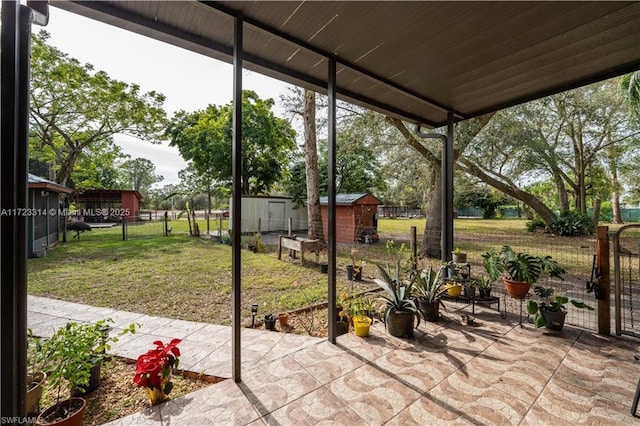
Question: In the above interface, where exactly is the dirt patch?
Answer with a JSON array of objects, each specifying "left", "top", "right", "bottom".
[{"left": 38, "top": 357, "right": 222, "bottom": 425}]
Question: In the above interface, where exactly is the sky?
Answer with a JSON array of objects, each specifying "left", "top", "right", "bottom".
[{"left": 41, "top": 6, "right": 295, "bottom": 186}]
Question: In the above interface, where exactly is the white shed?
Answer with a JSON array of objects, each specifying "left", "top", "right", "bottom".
[{"left": 228, "top": 195, "right": 308, "bottom": 234}]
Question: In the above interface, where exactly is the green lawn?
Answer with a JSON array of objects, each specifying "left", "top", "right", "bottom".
[{"left": 28, "top": 226, "right": 377, "bottom": 326}]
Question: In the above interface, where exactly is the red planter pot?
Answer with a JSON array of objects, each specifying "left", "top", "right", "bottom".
[{"left": 503, "top": 278, "right": 531, "bottom": 299}]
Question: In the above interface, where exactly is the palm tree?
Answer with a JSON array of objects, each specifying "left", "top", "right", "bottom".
[{"left": 620, "top": 71, "right": 640, "bottom": 121}]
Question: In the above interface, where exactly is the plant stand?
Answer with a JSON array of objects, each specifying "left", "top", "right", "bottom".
[{"left": 501, "top": 293, "right": 529, "bottom": 327}]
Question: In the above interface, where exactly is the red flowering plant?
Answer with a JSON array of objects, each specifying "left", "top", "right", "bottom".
[{"left": 133, "top": 338, "right": 181, "bottom": 406}]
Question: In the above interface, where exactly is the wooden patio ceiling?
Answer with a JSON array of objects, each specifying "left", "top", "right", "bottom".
[{"left": 52, "top": 1, "right": 640, "bottom": 127}]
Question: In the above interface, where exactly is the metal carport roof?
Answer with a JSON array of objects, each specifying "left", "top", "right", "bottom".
[{"left": 51, "top": 1, "right": 640, "bottom": 127}]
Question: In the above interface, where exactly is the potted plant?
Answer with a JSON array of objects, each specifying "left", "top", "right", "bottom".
[
  {"left": 278, "top": 312, "right": 289, "bottom": 328},
  {"left": 375, "top": 261, "right": 421, "bottom": 338},
  {"left": 482, "top": 245, "right": 565, "bottom": 299},
  {"left": 476, "top": 276, "right": 493, "bottom": 299},
  {"left": 452, "top": 247, "right": 467, "bottom": 263},
  {"left": 36, "top": 320, "right": 113, "bottom": 426},
  {"left": 133, "top": 338, "right": 181, "bottom": 406},
  {"left": 27, "top": 329, "right": 46, "bottom": 417},
  {"left": 264, "top": 314, "right": 277, "bottom": 331},
  {"left": 316, "top": 247, "right": 328, "bottom": 273},
  {"left": 446, "top": 281, "right": 463, "bottom": 297},
  {"left": 462, "top": 280, "right": 476, "bottom": 298},
  {"left": 347, "top": 294, "right": 375, "bottom": 337},
  {"left": 526, "top": 287, "right": 593, "bottom": 330},
  {"left": 347, "top": 248, "right": 365, "bottom": 281},
  {"left": 412, "top": 266, "right": 447, "bottom": 322}
]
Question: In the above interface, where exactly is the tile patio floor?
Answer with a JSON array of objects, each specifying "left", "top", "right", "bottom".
[{"left": 28, "top": 295, "right": 640, "bottom": 425}]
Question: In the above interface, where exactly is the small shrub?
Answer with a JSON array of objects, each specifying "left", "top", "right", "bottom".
[
  {"left": 525, "top": 217, "right": 546, "bottom": 233},
  {"left": 549, "top": 211, "right": 595, "bottom": 236}
]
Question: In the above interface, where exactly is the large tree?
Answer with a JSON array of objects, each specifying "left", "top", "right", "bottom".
[
  {"left": 29, "top": 31, "right": 167, "bottom": 187},
  {"left": 459, "top": 79, "right": 638, "bottom": 226},
  {"left": 281, "top": 87, "right": 324, "bottom": 242},
  {"left": 118, "top": 157, "right": 163, "bottom": 196},
  {"left": 166, "top": 90, "right": 296, "bottom": 195},
  {"left": 284, "top": 130, "right": 386, "bottom": 202},
  {"left": 386, "top": 114, "right": 494, "bottom": 258}
]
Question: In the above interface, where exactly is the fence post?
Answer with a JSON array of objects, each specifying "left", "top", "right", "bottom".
[
  {"left": 596, "top": 225, "right": 610, "bottom": 335},
  {"left": 288, "top": 217, "right": 294, "bottom": 257},
  {"left": 122, "top": 219, "right": 126, "bottom": 241},
  {"left": 219, "top": 214, "right": 223, "bottom": 237},
  {"left": 258, "top": 217, "right": 261, "bottom": 234},
  {"left": 164, "top": 211, "right": 168, "bottom": 236},
  {"left": 410, "top": 226, "right": 417, "bottom": 271}
]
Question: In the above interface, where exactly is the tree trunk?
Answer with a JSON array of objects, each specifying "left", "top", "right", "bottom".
[
  {"left": 303, "top": 90, "right": 324, "bottom": 242},
  {"left": 458, "top": 157, "right": 558, "bottom": 225},
  {"left": 552, "top": 168, "right": 570, "bottom": 213},
  {"left": 610, "top": 149, "right": 623, "bottom": 224},
  {"left": 592, "top": 198, "right": 602, "bottom": 225},
  {"left": 422, "top": 168, "right": 442, "bottom": 258},
  {"left": 56, "top": 149, "right": 81, "bottom": 187}
]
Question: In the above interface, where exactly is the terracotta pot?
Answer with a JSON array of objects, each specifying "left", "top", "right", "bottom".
[
  {"left": 278, "top": 313, "right": 289, "bottom": 327},
  {"left": 503, "top": 277, "right": 531, "bottom": 299},
  {"left": 353, "top": 315, "right": 372, "bottom": 337},
  {"left": 27, "top": 372, "right": 46, "bottom": 416},
  {"left": 36, "top": 398, "right": 86, "bottom": 426}
]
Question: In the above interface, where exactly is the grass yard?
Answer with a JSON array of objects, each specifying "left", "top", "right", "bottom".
[
  {"left": 29, "top": 217, "right": 614, "bottom": 330},
  {"left": 28, "top": 226, "right": 378, "bottom": 326}
]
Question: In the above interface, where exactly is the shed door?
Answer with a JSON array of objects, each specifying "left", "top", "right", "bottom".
[{"left": 268, "top": 201, "right": 286, "bottom": 231}]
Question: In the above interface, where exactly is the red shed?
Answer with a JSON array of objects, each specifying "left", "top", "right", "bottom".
[
  {"left": 319, "top": 193, "right": 381, "bottom": 243},
  {"left": 75, "top": 189, "right": 142, "bottom": 222}
]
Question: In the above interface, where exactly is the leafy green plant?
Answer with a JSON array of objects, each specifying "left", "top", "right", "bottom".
[
  {"left": 475, "top": 275, "right": 493, "bottom": 292},
  {"left": 482, "top": 245, "right": 565, "bottom": 284},
  {"left": 549, "top": 211, "right": 595, "bottom": 236},
  {"left": 526, "top": 286, "right": 593, "bottom": 328},
  {"left": 375, "top": 261, "right": 420, "bottom": 327},
  {"left": 40, "top": 319, "right": 137, "bottom": 415},
  {"left": 452, "top": 247, "right": 465, "bottom": 255},
  {"left": 525, "top": 217, "right": 546, "bottom": 233}
]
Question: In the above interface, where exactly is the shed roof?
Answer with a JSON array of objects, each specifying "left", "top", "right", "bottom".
[
  {"left": 53, "top": 1, "right": 640, "bottom": 127},
  {"left": 28, "top": 173, "right": 72, "bottom": 194},
  {"left": 319, "top": 193, "right": 381, "bottom": 206}
]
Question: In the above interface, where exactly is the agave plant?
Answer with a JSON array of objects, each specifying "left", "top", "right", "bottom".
[
  {"left": 482, "top": 245, "right": 565, "bottom": 284},
  {"left": 375, "top": 261, "right": 420, "bottom": 327},
  {"left": 412, "top": 266, "right": 447, "bottom": 303}
]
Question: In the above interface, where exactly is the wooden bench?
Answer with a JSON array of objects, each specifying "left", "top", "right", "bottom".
[{"left": 277, "top": 235, "right": 318, "bottom": 264}]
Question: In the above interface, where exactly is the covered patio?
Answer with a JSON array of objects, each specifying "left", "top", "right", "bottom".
[{"left": 3, "top": 1, "right": 640, "bottom": 418}]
